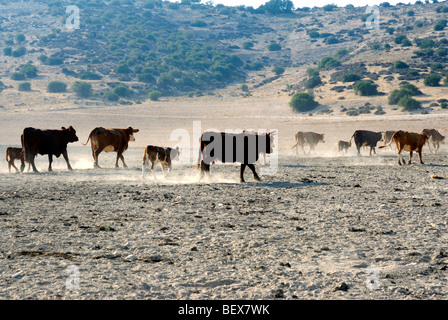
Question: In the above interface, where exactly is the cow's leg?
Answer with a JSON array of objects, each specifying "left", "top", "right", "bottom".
[
  {"left": 62, "top": 150, "right": 73, "bottom": 171},
  {"left": 200, "top": 160, "right": 210, "bottom": 180},
  {"left": 93, "top": 149, "right": 102, "bottom": 168},
  {"left": 248, "top": 164, "right": 261, "bottom": 181},
  {"left": 408, "top": 151, "right": 413, "bottom": 164},
  {"left": 240, "top": 164, "right": 246, "bottom": 183},
  {"left": 119, "top": 154, "right": 127, "bottom": 168},
  {"left": 397, "top": 147, "right": 404, "bottom": 165},
  {"left": 11, "top": 161, "right": 19, "bottom": 173},
  {"left": 418, "top": 148, "right": 424, "bottom": 164},
  {"left": 48, "top": 154, "right": 53, "bottom": 172}
]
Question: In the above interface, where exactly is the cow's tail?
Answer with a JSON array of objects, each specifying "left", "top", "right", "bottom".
[
  {"left": 5, "top": 148, "right": 10, "bottom": 162},
  {"left": 291, "top": 133, "right": 299, "bottom": 149},
  {"left": 82, "top": 132, "right": 92, "bottom": 146},
  {"left": 349, "top": 132, "right": 355, "bottom": 146}
]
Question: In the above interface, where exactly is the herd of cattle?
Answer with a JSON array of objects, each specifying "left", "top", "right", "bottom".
[{"left": 4, "top": 126, "right": 446, "bottom": 182}]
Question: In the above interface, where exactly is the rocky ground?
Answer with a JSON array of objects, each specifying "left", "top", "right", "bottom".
[{"left": 1, "top": 151, "right": 447, "bottom": 300}]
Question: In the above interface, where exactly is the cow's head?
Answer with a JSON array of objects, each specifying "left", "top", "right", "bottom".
[
  {"left": 319, "top": 134, "right": 325, "bottom": 143},
  {"left": 126, "top": 126, "right": 139, "bottom": 142},
  {"left": 63, "top": 126, "right": 79, "bottom": 143}
]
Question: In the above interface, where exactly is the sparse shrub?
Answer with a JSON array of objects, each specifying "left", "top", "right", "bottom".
[
  {"left": 191, "top": 20, "right": 207, "bottom": 27},
  {"left": 436, "top": 47, "right": 448, "bottom": 57},
  {"left": 393, "top": 61, "right": 409, "bottom": 69},
  {"left": 341, "top": 73, "right": 361, "bottom": 82},
  {"left": 80, "top": 70, "right": 102, "bottom": 80},
  {"left": 272, "top": 66, "right": 285, "bottom": 75},
  {"left": 148, "top": 90, "right": 162, "bottom": 101},
  {"left": 289, "top": 92, "right": 318, "bottom": 113},
  {"left": 242, "top": 42, "right": 254, "bottom": 50},
  {"left": 354, "top": 81, "right": 378, "bottom": 96},
  {"left": 388, "top": 84, "right": 421, "bottom": 105},
  {"left": 47, "top": 81, "right": 67, "bottom": 93},
  {"left": 323, "top": 3, "right": 337, "bottom": 11},
  {"left": 12, "top": 46, "right": 26, "bottom": 57},
  {"left": 424, "top": 74, "right": 442, "bottom": 86},
  {"left": 325, "top": 36, "right": 339, "bottom": 45},
  {"left": 104, "top": 91, "right": 119, "bottom": 101},
  {"left": 10, "top": 72, "right": 25, "bottom": 81},
  {"left": 400, "top": 83, "right": 423, "bottom": 95},
  {"left": 430, "top": 63, "right": 443, "bottom": 71},
  {"left": 113, "top": 84, "right": 133, "bottom": 98},
  {"left": 304, "top": 75, "right": 322, "bottom": 89},
  {"left": 15, "top": 33, "right": 25, "bottom": 43},
  {"left": 398, "top": 95, "right": 421, "bottom": 111},
  {"left": 240, "top": 84, "right": 249, "bottom": 92},
  {"left": 267, "top": 43, "right": 282, "bottom": 51},
  {"left": 71, "top": 81, "right": 92, "bottom": 98},
  {"left": 318, "top": 57, "right": 340, "bottom": 69},
  {"left": 3, "top": 47, "right": 12, "bottom": 56},
  {"left": 440, "top": 101, "right": 448, "bottom": 109},
  {"left": 21, "top": 64, "right": 38, "bottom": 78},
  {"left": 307, "top": 31, "right": 320, "bottom": 39},
  {"left": 137, "top": 73, "right": 155, "bottom": 83},
  {"left": 434, "top": 19, "right": 447, "bottom": 31},
  {"left": 18, "top": 82, "right": 31, "bottom": 91}
]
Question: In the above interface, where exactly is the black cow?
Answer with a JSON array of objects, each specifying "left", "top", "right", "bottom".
[
  {"left": 21, "top": 126, "right": 79, "bottom": 173},
  {"left": 197, "top": 131, "right": 274, "bottom": 183},
  {"left": 350, "top": 130, "right": 383, "bottom": 156}
]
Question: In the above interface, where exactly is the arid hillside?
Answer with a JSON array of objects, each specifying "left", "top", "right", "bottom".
[{"left": 0, "top": 0, "right": 447, "bottom": 118}]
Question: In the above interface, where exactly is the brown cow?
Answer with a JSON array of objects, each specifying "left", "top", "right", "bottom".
[
  {"left": 338, "top": 140, "right": 351, "bottom": 153},
  {"left": 379, "top": 130, "right": 429, "bottom": 165},
  {"left": 141, "top": 145, "right": 180, "bottom": 179},
  {"left": 6, "top": 147, "right": 29, "bottom": 172},
  {"left": 421, "top": 128, "right": 445, "bottom": 153},
  {"left": 83, "top": 126, "right": 139, "bottom": 168},
  {"left": 21, "top": 126, "right": 79, "bottom": 173},
  {"left": 292, "top": 132, "right": 325, "bottom": 155}
]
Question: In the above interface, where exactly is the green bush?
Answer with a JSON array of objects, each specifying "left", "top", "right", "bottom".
[
  {"left": 434, "top": 19, "right": 447, "bottom": 31},
  {"left": 440, "top": 101, "right": 448, "bottom": 109},
  {"left": 18, "top": 82, "right": 31, "bottom": 91},
  {"left": 137, "top": 73, "right": 156, "bottom": 83},
  {"left": 242, "top": 42, "right": 254, "bottom": 50},
  {"left": 10, "top": 72, "right": 25, "bottom": 80},
  {"left": 113, "top": 84, "right": 133, "bottom": 97},
  {"left": 272, "top": 66, "right": 285, "bottom": 75},
  {"left": 21, "top": 64, "right": 38, "bottom": 78},
  {"left": 289, "top": 92, "right": 318, "bottom": 113},
  {"left": 148, "top": 90, "right": 162, "bottom": 101},
  {"left": 393, "top": 61, "right": 409, "bottom": 69},
  {"left": 47, "top": 81, "right": 67, "bottom": 93},
  {"left": 341, "top": 73, "right": 361, "bottom": 82},
  {"left": 318, "top": 57, "right": 340, "bottom": 69},
  {"left": 354, "top": 81, "right": 378, "bottom": 96},
  {"left": 388, "top": 84, "right": 422, "bottom": 105},
  {"left": 436, "top": 47, "right": 448, "bottom": 56},
  {"left": 71, "top": 81, "right": 92, "bottom": 98},
  {"left": 304, "top": 75, "right": 322, "bottom": 89},
  {"left": 424, "top": 74, "right": 442, "bottom": 86},
  {"left": 15, "top": 33, "right": 25, "bottom": 43},
  {"left": 12, "top": 46, "right": 26, "bottom": 57},
  {"left": 3, "top": 47, "right": 12, "bottom": 56},
  {"left": 80, "top": 70, "right": 102, "bottom": 80},
  {"left": 267, "top": 43, "right": 282, "bottom": 51},
  {"left": 398, "top": 95, "right": 421, "bottom": 111},
  {"left": 104, "top": 91, "right": 119, "bottom": 101}
]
